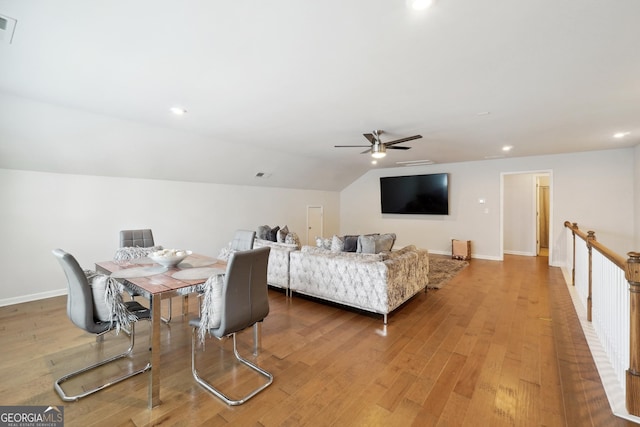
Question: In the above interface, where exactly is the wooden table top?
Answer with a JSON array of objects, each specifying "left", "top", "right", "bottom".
[{"left": 96, "top": 253, "right": 226, "bottom": 296}]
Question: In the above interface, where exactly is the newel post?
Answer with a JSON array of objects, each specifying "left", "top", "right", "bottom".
[
  {"left": 586, "top": 231, "right": 595, "bottom": 322},
  {"left": 626, "top": 252, "right": 640, "bottom": 416}
]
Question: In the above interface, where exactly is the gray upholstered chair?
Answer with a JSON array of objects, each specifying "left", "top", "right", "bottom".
[
  {"left": 119, "top": 229, "right": 155, "bottom": 248},
  {"left": 190, "top": 246, "right": 272, "bottom": 405},
  {"left": 230, "top": 229, "right": 256, "bottom": 251},
  {"left": 52, "top": 248, "right": 151, "bottom": 401}
]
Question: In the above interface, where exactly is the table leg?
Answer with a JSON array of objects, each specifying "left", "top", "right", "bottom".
[
  {"left": 182, "top": 295, "right": 189, "bottom": 316},
  {"left": 149, "top": 293, "right": 161, "bottom": 408}
]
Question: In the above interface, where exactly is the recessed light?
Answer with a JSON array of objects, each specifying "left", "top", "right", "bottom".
[
  {"left": 613, "top": 132, "right": 630, "bottom": 138},
  {"left": 371, "top": 160, "right": 378, "bottom": 165},
  {"left": 408, "top": 0, "right": 433, "bottom": 11},
  {"left": 170, "top": 107, "right": 187, "bottom": 115},
  {"left": 502, "top": 145, "right": 513, "bottom": 152},
  {"left": 477, "top": 111, "right": 491, "bottom": 116}
]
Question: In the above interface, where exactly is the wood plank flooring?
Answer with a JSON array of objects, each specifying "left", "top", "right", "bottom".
[{"left": 0, "top": 254, "right": 636, "bottom": 426}]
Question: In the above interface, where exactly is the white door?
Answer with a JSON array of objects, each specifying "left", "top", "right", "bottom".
[{"left": 306, "top": 206, "right": 323, "bottom": 246}]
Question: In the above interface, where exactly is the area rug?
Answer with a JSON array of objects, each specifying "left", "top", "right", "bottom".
[{"left": 428, "top": 256, "right": 469, "bottom": 289}]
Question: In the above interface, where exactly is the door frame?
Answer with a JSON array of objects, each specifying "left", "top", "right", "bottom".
[{"left": 500, "top": 170, "right": 553, "bottom": 264}]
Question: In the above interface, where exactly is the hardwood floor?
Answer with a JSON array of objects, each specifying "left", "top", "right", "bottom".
[{"left": 0, "top": 255, "right": 636, "bottom": 426}]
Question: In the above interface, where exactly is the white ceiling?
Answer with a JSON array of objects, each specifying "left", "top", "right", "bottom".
[{"left": 0, "top": 0, "right": 639, "bottom": 191}]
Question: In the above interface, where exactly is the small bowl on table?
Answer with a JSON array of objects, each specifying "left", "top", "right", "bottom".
[{"left": 148, "top": 249, "right": 192, "bottom": 268}]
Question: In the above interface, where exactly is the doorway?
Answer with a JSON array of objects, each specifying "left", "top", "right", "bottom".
[
  {"left": 501, "top": 171, "right": 553, "bottom": 263},
  {"left": 537, "top": 175, "right": 550, "bottom": 256}
]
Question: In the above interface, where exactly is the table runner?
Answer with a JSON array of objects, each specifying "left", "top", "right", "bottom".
[
  {"left": 171, "top": 267, "right": 225, "bottom": 280},
  {"left": 110, "top": 266, "right": 168, "bottom": 279}
]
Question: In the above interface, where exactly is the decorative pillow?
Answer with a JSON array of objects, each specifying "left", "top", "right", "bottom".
[
  {"left": 330, "top": 235, "right": 345, "bottom": 252},
  {"left": 285, "top": 232, "right": 301, "bottom": 248},
  {"left": 357, "top": 235, "right": 378, "bottom": 254},
  {"left": 315, "top": 236, "right": 332, "bottom": 250},
  {"left": 343, "top": 235, "right": 359, "bottom": 252},
  {"left": 268, "top": 226, "right": 280, "bottom": 242},
  {"left": 375, "top": 233, "right": 396, "bottom": 253},
  {"left": 277, "top": 225, "right": 289, "bottom": 243},
  {"left": 257, "top": 225, "right": 271, "bottom": 240},
  {"left": 356, "top": 233, "right": 381, "bottom": 253}
]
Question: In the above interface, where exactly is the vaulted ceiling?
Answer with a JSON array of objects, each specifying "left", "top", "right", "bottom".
[{"left": 0, "top": 1, "right": 638, "bottom": 191}]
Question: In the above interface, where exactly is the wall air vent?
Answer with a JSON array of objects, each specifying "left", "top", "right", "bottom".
[{"left": 0, "top": 14, "right": 17, "bottom": 45}]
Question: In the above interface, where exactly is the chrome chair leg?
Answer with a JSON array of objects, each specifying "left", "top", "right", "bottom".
[
  {"left": 54, "top": 323, "right": 151, "bottom": 401},
  {"left": 191, "top": 328, "right": 273, "bottom": 406}
]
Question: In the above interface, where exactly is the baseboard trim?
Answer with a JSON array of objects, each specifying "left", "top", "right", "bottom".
[
  {"left": 503, "top": 250, "right": 536, "bottom": 256},
  {"left": 427, "top": 249, "right": 501, "bottom": 261},
  {"left": 0, "top": 288, "right": 67, "bottom": 307}
]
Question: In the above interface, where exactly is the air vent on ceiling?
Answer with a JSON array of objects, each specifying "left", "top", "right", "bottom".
[
  {"left": 0, "top": 14, "right": 17, "bottom": 45},
  {"left": 396, "top": 159, "right": 435, "bottom": 166}
]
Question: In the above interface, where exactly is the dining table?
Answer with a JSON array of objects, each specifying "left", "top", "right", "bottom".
[{"left": 95, "top": 252, "right": 227, "bottom": 408}]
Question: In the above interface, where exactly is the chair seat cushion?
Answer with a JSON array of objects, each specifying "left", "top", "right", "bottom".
[{"left": 124, "top": 301, "right": 151, "bottom": 320}]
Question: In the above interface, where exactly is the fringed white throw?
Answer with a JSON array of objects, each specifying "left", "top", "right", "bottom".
[
  {"left": 84, "top": 270, "right": 138, "bottom": 334},
  {"left": 197, "top": 273, "right": 225, "bottom": 344},
  {"left": 113, "top": 246, "right": 163, "bottom": 262}
]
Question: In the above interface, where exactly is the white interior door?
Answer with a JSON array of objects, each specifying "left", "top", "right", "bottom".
[{"left": 306, "top": 205, "right": 323, "bottom": 246}]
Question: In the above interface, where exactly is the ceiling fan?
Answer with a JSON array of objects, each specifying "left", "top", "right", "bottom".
[{"left": 335, "top": 130, "right": 423, "bottom": 159}]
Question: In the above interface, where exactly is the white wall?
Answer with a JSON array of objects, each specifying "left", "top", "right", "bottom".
[
  {"left": 636, "top": 145, "right": 640, "bottom": 249},
  {"left": 0, "top": 169, "right": 339, "bottom": 305},
  {"left": 340, "top": 148, "right": 636, "bottom": 266}
]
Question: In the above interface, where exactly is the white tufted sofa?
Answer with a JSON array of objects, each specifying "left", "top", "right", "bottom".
[
  {"left": 253, "top": 238, "right": 300, "bottom": 293},
  {"left": 289, "top": 244, "right": 429, "bottom": 323}
]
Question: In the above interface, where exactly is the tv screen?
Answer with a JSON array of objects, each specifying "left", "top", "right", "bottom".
[{"left": 380, "top": 173, "right": 449, "bottom": 215}]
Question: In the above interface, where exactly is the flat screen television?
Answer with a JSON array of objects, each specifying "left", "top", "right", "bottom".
[{"left": 380, "top": 173, "right": 449, "bottom": 215}]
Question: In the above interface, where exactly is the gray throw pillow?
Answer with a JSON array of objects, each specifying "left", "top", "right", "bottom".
[
  {"left": 343, "top": 235, "right": 359, "bottom": 252},
  {"left": 257, "top": 225, "right": 271, "bottom": 240},
  {"left": 268, "top": 226, "right": 280, "bottom": 242},
  {"left": 375, "top": 233, "right": 396, "bottom": 253},
  {"left": 358, "top": 235, "right": 377, "bottom": 254}
]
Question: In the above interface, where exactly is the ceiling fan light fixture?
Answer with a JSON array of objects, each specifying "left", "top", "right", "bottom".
[{"left": 371, "top": 143, "right": 387, "bottom": 159}]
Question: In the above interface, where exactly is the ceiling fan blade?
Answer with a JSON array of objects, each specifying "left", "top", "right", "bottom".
[
  {"left": 363, "top": 133, "right": 376, "bottom": 144},
  {"left": 384, "top": 135, "right": 422, "bottom": 147},
  {"left": 335, "top": 145, "right": 372, "bottom": 148},
  {"left": 387, "top": 146, "right": 411, "bottom": 150},
  {"left": 360, "top": 148, "right": 373, "bottom": 154}
]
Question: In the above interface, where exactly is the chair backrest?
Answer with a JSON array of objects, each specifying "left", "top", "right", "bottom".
[
  {"left": 52, "top": 249, "right": 108, "bottom": 334},
  {"left": 120, "top": 229, "right": 155, "bottom": 248},
  {"left": 230, "top": 229, "right": 256, "bottom": 251},
  {"left": 215, "top": 246, "right": 270, "bottom": 338}
]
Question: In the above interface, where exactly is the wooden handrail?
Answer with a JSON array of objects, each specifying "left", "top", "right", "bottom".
[
  {"left": 563, "top": 221, "right": 627, "bottom": 269},
  {"left": 564, "top": 220, "right": 640, "bottom": 417}
]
